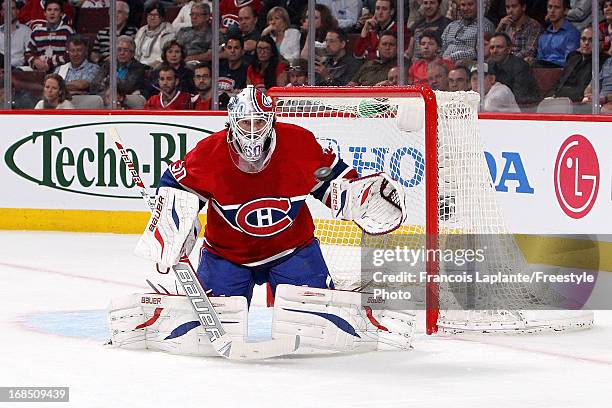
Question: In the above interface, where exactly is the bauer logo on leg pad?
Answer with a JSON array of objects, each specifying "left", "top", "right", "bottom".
[
  {"left": 140, "top": 296, "right": 163, "bottom": 305},
  {"left": 148, "top": 196, "right": 165, "bottom": 232}
]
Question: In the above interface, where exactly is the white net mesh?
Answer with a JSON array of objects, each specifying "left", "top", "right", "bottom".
[{"left": 271, "top": 88, "right": 593, "bottom": 334}]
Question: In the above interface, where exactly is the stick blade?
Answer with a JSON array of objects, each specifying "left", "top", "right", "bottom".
[{"left": 215, "top": 335, "right": 300, "bottom": 360}]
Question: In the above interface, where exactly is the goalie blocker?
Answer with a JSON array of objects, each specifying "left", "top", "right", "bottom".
[{"left": 108, "top": 285, "right": 415, "bottom": 356}]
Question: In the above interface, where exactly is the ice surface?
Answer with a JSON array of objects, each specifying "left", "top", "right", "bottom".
[{"left": 1, "top": 231, "right": 610, "bottom": 408}]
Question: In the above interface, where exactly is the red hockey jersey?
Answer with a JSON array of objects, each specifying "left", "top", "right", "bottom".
[
  {"left": 220, "top": 0, "right": 262, "bottom": 28},
  {"left": 160, "top": 122, "right": 355, "bottom": 266},
  {"left": 144, "top": 91, "right": 192, "bottom": 110}
]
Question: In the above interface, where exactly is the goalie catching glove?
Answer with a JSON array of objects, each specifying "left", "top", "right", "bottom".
[
  {"left": 330, "top": 172, "right": 408, "bottom": 234},
  {"left": 135, "top": 187, "right": 202, "bottom": 269}
]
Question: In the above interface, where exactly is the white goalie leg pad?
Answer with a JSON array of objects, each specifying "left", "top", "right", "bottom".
[
  {"left": 330, "top": 172, "right": 408, "bottom": 235},
  {"left": 134, "top": 187, "right": 202, "bottom": 269},
  {"left": 108, "top": 293, "right": 247, "bottom": 356},
  {"left": 375, "top": 309, "right": 417, "bottom": 351},
  {"left": 272, "top": 284, "right": 415, "bottom": 353}
]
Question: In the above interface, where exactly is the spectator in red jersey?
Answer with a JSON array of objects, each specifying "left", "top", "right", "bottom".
[
  {"left": 601, "top": 0, "right": 612, "bottom": 54},
  {"left": 191, "top": 62, "right": 230, "bottom": 110},
  {"left": 220, "top": 0, "right": 262, "bottom": 31},
  {"left": 408, "top": 30, "right": 453, "bottom": 85},
  {"left": 246, "top": 36, "right": 287, "bottom": 90},
  {"left": 144, "top": 64, "right": 192, "bottom": 110},
  {"left": 25, "top": 0, "right": 74, "bottom": 73},
  {"left": 354, "top": 0, "right": 410, "bottom": 61},
  {"left": 18, "top": 0, "right": 74, "bottom": 29}
]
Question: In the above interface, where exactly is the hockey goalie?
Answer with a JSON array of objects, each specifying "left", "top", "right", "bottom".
[{"left": 109, "top": 86, "right": 416, "bottom": 356}]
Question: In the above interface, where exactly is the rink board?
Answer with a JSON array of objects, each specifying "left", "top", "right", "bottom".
[{"left": 1, "top": 111, "right": 612, "bottom": 270}]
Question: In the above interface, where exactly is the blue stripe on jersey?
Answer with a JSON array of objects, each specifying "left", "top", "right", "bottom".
[
  {"left": 158, "top": 168, "right": 207, "bottom": 211},
  {"left": 310, "top": 160, "right": 349, "bottom": 201},
  {"left": 158, "top": 168, "right": 186, "bottom": 193}
]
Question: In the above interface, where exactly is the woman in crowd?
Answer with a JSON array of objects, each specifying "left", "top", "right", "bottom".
[
  {"left": 134, "top": 2, "right": 176, "bottom": 68},
  {"left": 261, "top": 6, "right": 301, "bottom": 62},
  {"left": 300, "top": 4, "right": 338, "bottom": 60},
  {"left": 35, "top": 74, "right": 74, "bottom": 109},
  {"left": 145, "top": 40, "right": 195, "bottom": 98},
  {"left": 246, "top": 36, "right": 287, "bottom": 90}
]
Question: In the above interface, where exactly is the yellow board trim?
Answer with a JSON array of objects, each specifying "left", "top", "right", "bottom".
[
  {"left": 1, "top": 208, "right": 611, "bottom": 271},
  {"left": 0, "top": 208, "right": 153, "bottom": 234}
]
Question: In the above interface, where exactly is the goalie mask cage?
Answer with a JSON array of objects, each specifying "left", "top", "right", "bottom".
[{"left": 267, "top": 86, "right": 593, "bottom": 335}]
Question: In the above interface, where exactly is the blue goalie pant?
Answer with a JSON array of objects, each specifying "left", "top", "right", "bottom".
[{"left": 196, "top": 240, "right": 335, "bottom": 305}]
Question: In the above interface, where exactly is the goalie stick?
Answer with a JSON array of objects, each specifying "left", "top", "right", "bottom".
[{"left": 110, "top": 127, "right": 300, "bottom": 360}]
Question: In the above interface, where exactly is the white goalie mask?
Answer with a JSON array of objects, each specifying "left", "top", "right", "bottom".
[{"left": 227, "top": 86, "right": 277, "bottom": 173}]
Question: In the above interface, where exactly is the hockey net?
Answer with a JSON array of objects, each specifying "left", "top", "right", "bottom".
[{"left": 267, "top": 86, "right": 593, "bottom": 335}]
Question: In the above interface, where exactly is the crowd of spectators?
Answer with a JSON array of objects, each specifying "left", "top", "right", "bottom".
[{"left": 0, "top": 0, "right": 610, "bottom": 113}]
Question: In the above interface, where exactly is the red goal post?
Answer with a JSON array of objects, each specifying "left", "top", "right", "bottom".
[{"left": 267, "top": 86, "right": 442, "bottom": 333}]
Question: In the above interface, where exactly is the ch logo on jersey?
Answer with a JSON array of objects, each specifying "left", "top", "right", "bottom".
[
  {"left": 235, "top": 197, "right": 294, "bottom": 236},
  {"left": 221, "top": 14, "right": 239, "bottom": 28},
  {"left": 213, "top": 196, "right": 305, "bottom": 237}
]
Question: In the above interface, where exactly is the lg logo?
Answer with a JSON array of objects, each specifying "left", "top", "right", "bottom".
[{"left": 554, "top": 135, "right": 599, "bottom": 219}]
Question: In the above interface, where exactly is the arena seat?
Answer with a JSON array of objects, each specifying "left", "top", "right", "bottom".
[
  {"left": 124, "top": 94, "right": 146, "bottom": 109},
  {"left": 72, "top": 94, "right": 104, "bottom": 109},
  {"left": 532, "top": 68, "right": 563, "bottom": 98},
  {"left": 347, "top": 33, "right": 360, "bottom": 54},
  {"left": 76, "top": 7, "right": 110, "bottom": 35},
  {"left": 537, "top": 97, "right": 572, "bottom": 113},
  {"left": 12, "top": 70, "right": 45, "bottom": 99}
]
